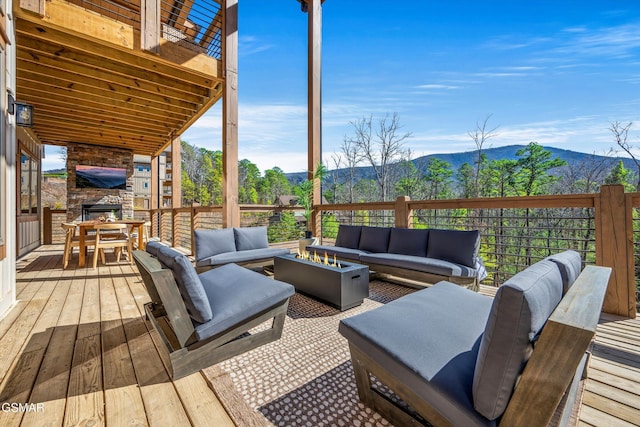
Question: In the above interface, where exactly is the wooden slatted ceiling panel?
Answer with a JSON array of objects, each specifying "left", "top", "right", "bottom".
[{"left": 14, "top": 9, "right": 223, "bottom": 156}]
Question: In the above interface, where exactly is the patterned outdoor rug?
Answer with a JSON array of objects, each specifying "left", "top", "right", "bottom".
[{"left": 203, "top": 280, "right": 416, "bottom": 427}]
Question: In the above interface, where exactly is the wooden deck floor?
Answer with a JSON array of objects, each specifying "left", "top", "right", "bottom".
[{"left": 0, "top": 245, "right": 638, "bottom": 426}]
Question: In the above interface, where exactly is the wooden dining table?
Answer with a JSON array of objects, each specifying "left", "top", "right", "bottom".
[{"left": 77, "top": 219, "right": 147, "bottom": 268}]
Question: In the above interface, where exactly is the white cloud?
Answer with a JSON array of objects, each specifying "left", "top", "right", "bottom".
[{"left": 414, "top": 84, "right": 459, "bottom": 90}]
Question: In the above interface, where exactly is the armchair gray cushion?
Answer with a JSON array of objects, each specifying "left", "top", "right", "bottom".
[
  {"left": 472, "top": 260, "right": 563, "bottom": 420},
  {"left": 335, "top": 225, "right": 362, "bottom": 249},
  {"left": 545, "top": 250, "right": 582, "bottom": 294},
  {"left": 388, "top": 228, "right": 429, "bottom": 257},
  {"left": 195, "top": 264, "right": 295, "bottom": 341},
  {"left": 339, "top": 282, "right": 494, "bottom": 427},
  {"left": 156, "top": 245, "right": 213, "bottom": 324},
  {"left": 358, "top": 226, "right": 391, "bottom": 253},
  {"left": 194, "top": 228, "right": 237, "bottom": 261},
  {"left": 234, "top": 226, "right": 269, "bottom": 251},
  {"left": 427, "top": 229, "right": 480, "bottom": 268}
]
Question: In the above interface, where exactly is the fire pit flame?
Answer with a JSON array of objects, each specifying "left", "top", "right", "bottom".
[{"left": 295, "top": 249, "right": 342, "bottom": 268}]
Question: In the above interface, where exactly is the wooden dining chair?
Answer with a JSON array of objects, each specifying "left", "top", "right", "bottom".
[
  {"left": 62, "top": 222, "right": 96, "bottom": 269},
  {"left": 93, "top": 223, "right": 133, "bottom": 268}
]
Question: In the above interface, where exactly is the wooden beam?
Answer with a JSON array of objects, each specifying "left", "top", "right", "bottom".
[
  {"left": 151, "top": 155, "right": 160, "bottom": 210},
  {"left": 19, "top": 0, "right": 45, "bottom": 17},
  {"left": 17, "top": 50, "right": 207, "bottom": 104},
  {"left": 17, "top": 69, "right": 198, "bottom": 115},
  {"left": 15, "top": 14, "right": 220, "bottom": 87},
  {"left": 141, "top": 0, "right": 160, "bottom": 54},
  {"left": 222, "top": 0, "right": 239, "bottom": 227},
  {"left": 307, "top": 0, "right": 322, "bottom": 237},
  {"left": 171, "top": 137, "right": 182, "bottom": 209},
  {"left": 16, "top": 35, "right": 214, "bottom": 98}
]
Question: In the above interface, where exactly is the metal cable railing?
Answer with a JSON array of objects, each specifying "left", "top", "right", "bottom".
[
  {"left": 64, "top": 0, "right": 221, "bottom": 58},
  {"left": 160, "top": 0, "right": 222, "bottom": 58}
]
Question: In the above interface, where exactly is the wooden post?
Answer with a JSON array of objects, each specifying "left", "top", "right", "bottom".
[
  {"left": 394, "top": 196, "right": 411, "bottom": 228},
  {"left": 20, "top": 0, "right": 45, "bottom": 17},
  {"left": 595, "top": 185, "right": 635, "bottom": 318},
  {"left": 307, "top": 0, "right": 322, "bottom": 238},
  {"left": 171, "top": 137, "right": 181, "bottom": 209},
  {"left": 222, "top": 0, "right": 240, "bottom": 228},
  {"left": 141, "top": 0, "right": 160, "bottom": 54},
  {"left": 43, "top": 207, "right": 52, "bottom": 244}
]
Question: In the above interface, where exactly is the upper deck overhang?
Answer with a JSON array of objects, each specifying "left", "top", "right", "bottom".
[{"left": 14, "top": 0, "right": 224, "bottom": 156}]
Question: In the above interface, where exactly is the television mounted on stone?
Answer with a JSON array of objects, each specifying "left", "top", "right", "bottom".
[{"left": 75, "top": 165, "right": 126, "bottom": 190}]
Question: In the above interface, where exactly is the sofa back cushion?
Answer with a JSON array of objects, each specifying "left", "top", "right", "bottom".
[
  {"left": 194, "top": 228, "right": 237, "bottom": 261},
  {"left": 358, "top": 226, "right": 391, "bottom": 253},
  {"left": 472, "top": 260, "right": 563, "bottom": 420},
  {"left": 146, "top": 240, "right": 164, "bottom": 257},
  {"left": 426, "top": 229, "right": 480, "bottom": 268},
  {"left": 387, "top": 228, "right": 429, "bottom": 257},
  {"left": 156, "top": 245, "right": 213, "bottom": 324},
  {"left": 234, "top": 226, "right": 269, "bottom": 251},
  {"left": 545, "top": 250, "right": 582, "bottom": 294},
  {"left": 335, "top": 225, "right": 362, "bottom": 249}
]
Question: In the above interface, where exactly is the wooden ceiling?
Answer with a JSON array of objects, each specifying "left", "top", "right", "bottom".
[{"left": 14, "top": 0, "right": 224, "bottom": 156}]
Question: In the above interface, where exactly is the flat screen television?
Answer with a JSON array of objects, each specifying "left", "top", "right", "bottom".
[{"left": 75, "top": 165, "right": 127, "bottom": 189}]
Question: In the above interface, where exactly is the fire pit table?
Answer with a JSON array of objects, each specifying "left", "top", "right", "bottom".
[{"left": 274, "top": 253, "right": 369, "bottom": 311}]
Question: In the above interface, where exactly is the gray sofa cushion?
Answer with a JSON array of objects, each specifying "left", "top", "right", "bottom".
[
  {"left": 195, "top": 264, "right": 295, "bottom": 341},
  {"left": 427, "top": 229, "right": 480, "bottom": 268},
  {"left": 156, "top": 245, "right": 213, "bottom": 324},
  {"left": 339, "top": 282, "right": 495, "bottom": 427},
  {"left": 234, "top": 226, "right": 269, "bottom": 251},
  {"left": 472, "top": 260, "right": 563, "bottom": 420},
  {"left": 307, "top": 244, "right": 368, "bottom": 261},
  {"left": 360, "top": 253, "right": 477, "bottom": 278},
  {"left": 194, "top": 228, "right": 236, "bottom": 262},
  {"left": 195, "top": 247, "right": 291, "bottom": 268},
  {"left": 145, "top": 240, "right": 164, "bottom": 257},
  {"left": 388, "top": 228, "right": 429, "bottom": 257},
  {"left": 545, "top": 250, "right": 582, "bottom": 294},
  {"left": 335, "top": 225, "right": 362, "bottom": 249},
  {"left": 359, "top": 226, "right": 391, "bottom": 253}
]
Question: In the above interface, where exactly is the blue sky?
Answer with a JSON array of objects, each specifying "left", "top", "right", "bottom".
[{"left": 45, "top": 1, "right": 640, "bottom": 173}]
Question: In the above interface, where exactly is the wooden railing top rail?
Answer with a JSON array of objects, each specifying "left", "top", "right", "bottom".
[
  {"left": 409, "top": 194, "right": 597, "bottom": 210},
  {"left": 318, "top": 202, "right": 397, "bottom": 211}
]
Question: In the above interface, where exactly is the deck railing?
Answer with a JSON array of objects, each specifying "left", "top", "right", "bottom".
[
  {"left": 62, "top": 0, "right": 222, "bottom": 58},
  {"left": 41, "top": 185, "right": 639, "bottom": 317}
]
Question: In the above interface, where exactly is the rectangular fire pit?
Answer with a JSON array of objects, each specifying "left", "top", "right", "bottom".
[{"left": 274, "top": 254, "right": 369, "bottom": 311}]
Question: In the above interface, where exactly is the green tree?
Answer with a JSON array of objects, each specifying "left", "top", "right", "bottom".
[
  {"left": 516, "top": 142, "right": 567, "bottom": 196},
  {"left": 424, "top": 158, "right": 453, "bottom": 199},
  {"left": 239, "top": 159, "right": 261, "bottom": 204},
  {"left": 604, "top": 160, "right": 635, "bottom": 191},
  {"left": 456, "top": 162, "right": 475, "bottom": 198},
  {"left": 258, "top": 167, "right": 292, "bottom": 204},
  {"left": 181, "top": 169, "right": 197, "bottom": 205}
]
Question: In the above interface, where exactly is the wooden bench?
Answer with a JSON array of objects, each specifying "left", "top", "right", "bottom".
[{"left": 340, "top": 251, "right": 611, "bottom": 426}]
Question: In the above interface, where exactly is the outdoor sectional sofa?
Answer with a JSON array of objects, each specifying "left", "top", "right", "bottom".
[
  {"left": 339, "top": 250, "right": 611, "bottom": 426},
  {"left": 194, "top": 226, "right": 290, "bottom": 273},
  {"left": 307, "top": 225, "right": 486, "bottom": 290}
]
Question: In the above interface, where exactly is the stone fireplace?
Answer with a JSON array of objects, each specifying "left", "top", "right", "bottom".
[{"left": 67, "top": 143, "right": 134, "bottom": 221}]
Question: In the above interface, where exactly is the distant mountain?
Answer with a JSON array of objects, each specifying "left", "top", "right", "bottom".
[{"left": 285, "top": 145, "right": 632, "bottom": 185}]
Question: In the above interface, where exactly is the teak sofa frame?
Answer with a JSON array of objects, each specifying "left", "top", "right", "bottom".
[{"left": 133, "top": 250, "right": 289, "bottom": 380}]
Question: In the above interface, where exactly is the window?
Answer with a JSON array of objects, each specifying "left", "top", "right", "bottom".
[
  {"left": 143, "top": 182, "right": 149, "bottom": 189},
  {"left": 19, "top": 150, "right": 38, "bottom": 215}
]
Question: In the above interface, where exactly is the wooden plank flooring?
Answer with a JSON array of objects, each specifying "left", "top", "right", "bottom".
[
  {"left": 0, "top": 245, "right": 234, "bottom": 427},
  {"left": 1, "top": 245, "right": 639, "bottom": 426}
]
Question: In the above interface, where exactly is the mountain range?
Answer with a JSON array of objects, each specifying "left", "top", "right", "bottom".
[{"left": 285, "top": 145, "right": 632, "bottom": 185}]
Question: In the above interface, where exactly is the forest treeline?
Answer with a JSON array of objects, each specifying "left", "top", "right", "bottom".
[{"left": 180, "top": 115, "right": 636, "bottom": 207}]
